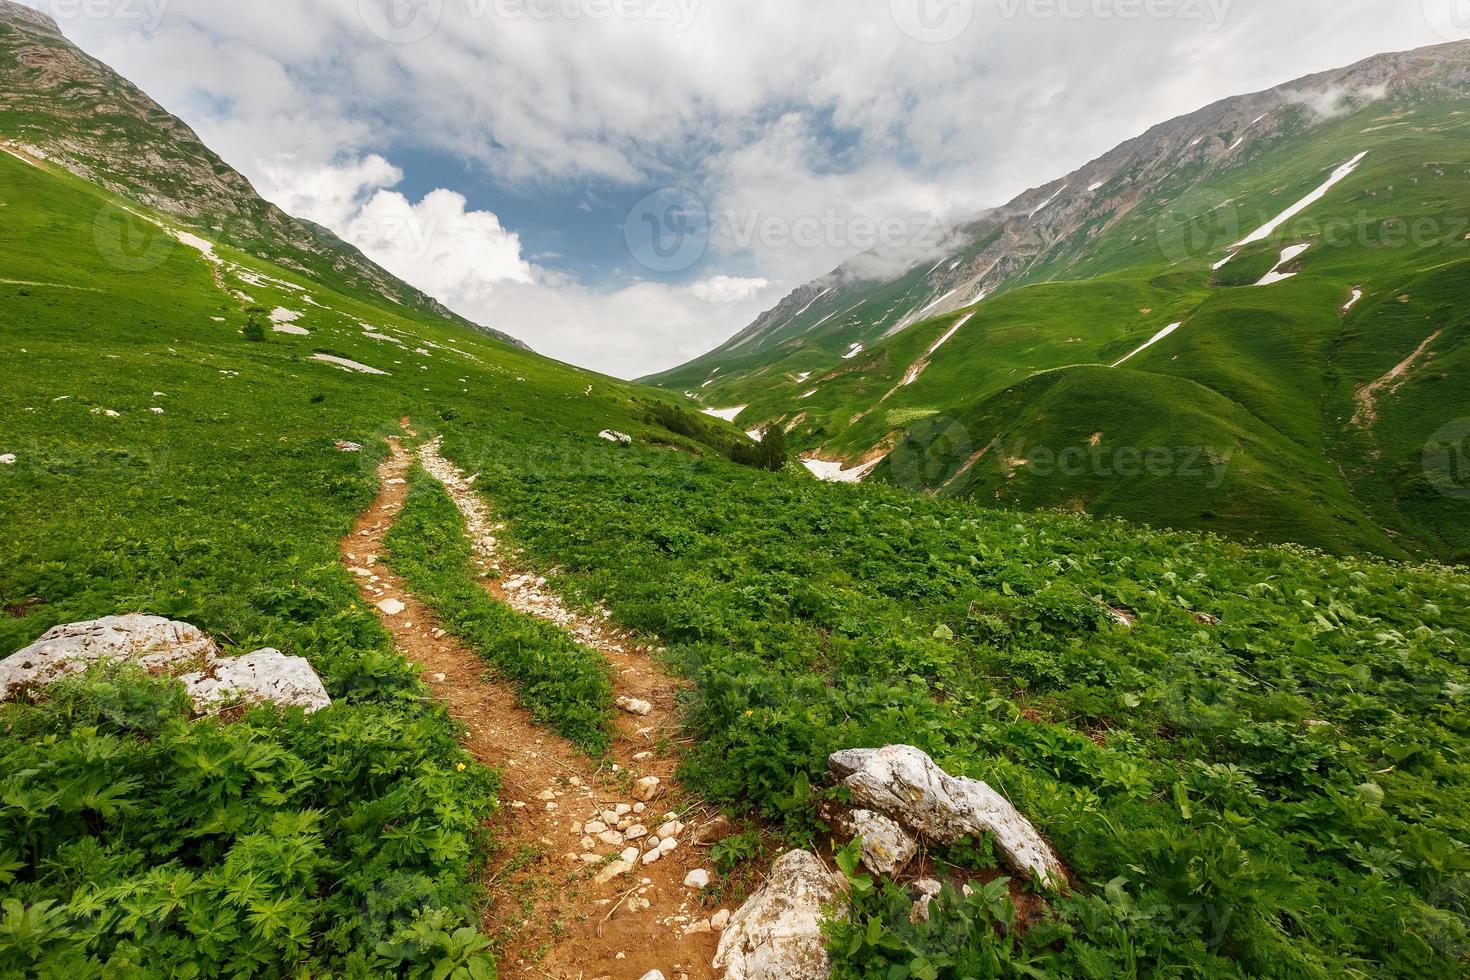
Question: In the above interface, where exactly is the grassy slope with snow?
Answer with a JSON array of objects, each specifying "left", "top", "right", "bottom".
[{"left": 652, "top": 96, "right": 1470, "bottom": 562}]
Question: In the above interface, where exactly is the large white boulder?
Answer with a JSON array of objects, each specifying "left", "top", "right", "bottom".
[
  {"left": 713, "top": 850, "right": 845, "bottom": 980},
  {"left": 181, "top": 649, "right": 332, "bottom": 714},
  {"left": 0, "top": 615, "right": 217, "bottom": 698},
  {"left": 828, "top": 745, "right": 1065, "bottom": 888},
  {"left": 835, "top": 809, "right": 917, "bottom": 876}
]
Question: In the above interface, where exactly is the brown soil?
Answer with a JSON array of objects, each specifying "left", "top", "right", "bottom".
[
  {"left": 1352, "top": 329, "right": 1442, "bottom": 428},
  {"left": 342, "top": 431, "right": 729, "bottom": 980}
]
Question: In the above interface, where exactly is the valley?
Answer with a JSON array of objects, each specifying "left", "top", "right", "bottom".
[{"left": 1, "top": 4, "right": 1467, "bottom": 979}]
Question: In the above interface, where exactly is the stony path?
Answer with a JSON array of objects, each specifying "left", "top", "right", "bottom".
[{"left": 342, "top": 431, "right": 729, "bottom": 980}]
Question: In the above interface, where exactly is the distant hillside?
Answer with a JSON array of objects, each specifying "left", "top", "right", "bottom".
[
  {"left": 646, "top": 41, "right": 1470, "bottom": 562},
  {"left": 0, "top": 0, "right": 528, "bottom": 350}
]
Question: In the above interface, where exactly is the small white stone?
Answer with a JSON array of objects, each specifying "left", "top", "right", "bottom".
[
  {"left": 624, "top": 824, "right": 649, "bottom": 841},
  {"left": 616, "top": 696, "right": 654, "bottom": 716},
  {"left": 658, "top": 837, "right": 678, "bottom": 855},
  {"left": 376, "top": 598, "right": 406, "bottom": 616},
  {"left": 616, "top": 803, "right": 634, "bottom": 816},
  {"left": 584, "top": 820, "right": 609, "bottom": 835},
  {"left": 0, "top": 454, "right": 15, "bottom": 465},
  {"left": 641, "top": 848, "right": 662, "bottom": 866},
  {"left": 710, "top": 908, "right": 731, "bottom": 930},
  {"left": 683, "top": 869, "right": 710, "bottom": 889},
  {"left": 634, "top": 776, "right": 661, "bottom": 802}
]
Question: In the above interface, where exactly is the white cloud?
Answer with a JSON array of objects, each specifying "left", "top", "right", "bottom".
[
  {"left": 21, "top": 0, "right": 1462, "bottom": 376},
  {"left": 687, "top": 275, "right": 771, "bottom": 304},
  {"left": 344, "top": 187, "right": 533, "bottom": 304}
]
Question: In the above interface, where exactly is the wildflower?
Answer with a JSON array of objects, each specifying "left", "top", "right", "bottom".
[{"left": 456, "top": 762, "right": 467, "bottom": 772}]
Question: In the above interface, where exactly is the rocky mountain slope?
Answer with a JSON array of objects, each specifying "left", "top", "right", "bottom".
[
  {"left": 647, "top": 41, "right": 1470, "bottom": 562},
  {"left": 0, "top": 0, "right": 527, "bottom": 349}
]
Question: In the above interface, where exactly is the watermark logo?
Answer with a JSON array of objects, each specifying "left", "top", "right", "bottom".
[
  {"left": 93, "top": 202, "right": 174, "bottom": 272},
  {"left": 37, "top": 0, "right": 170, "bottom": 31},
  {"left": 889, "top": 415, "right": 973, "bottom": 489},
  {"left": 1154, "top": 185, "right": 1242, "bottom": 265},
  {"left": 625, "top": 187, "right": 709, "bottom": 273},
  {"left": 891, "top": 0, "right": 975, "bottom": 43},
  {"left": 1421, "top": 0, "right": 1470, "bottom": 42},
  {"left": 360, "top": 0, "right": 444, "bottom": 43},
  {"left": 1423, "top": 418, "right": 1470, "bottom": 501}
]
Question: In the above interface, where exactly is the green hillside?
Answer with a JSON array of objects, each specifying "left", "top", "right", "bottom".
[
  {"left": 2, "top": 15, "right": 1469, "bottom": 980},
  {"left": 648, "top": 51, "right": 1470, "bottom": 563}
]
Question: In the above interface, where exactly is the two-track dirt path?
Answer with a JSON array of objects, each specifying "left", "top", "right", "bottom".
[{"left": 341, "top": 429, "right": 728, "bottom": 980}]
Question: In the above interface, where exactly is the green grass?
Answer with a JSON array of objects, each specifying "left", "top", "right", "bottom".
[
  {"left": 438, "top": 424, "right": 1470, "bottom": 978},
  {"left": 383, "top": 464, "right": 615, "bottom": 754},
  {"left": 651, "top": 96, "right": 1470, "bottom": 563},
  {"left": 2, "top": 42, "right": 1469, "bottom": 980},
  {"left": 0, "top": 146, "right": 726, "bottom": 974}
]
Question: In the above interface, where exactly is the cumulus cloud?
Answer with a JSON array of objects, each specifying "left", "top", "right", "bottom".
[
  {"left": 344, "top": 187, "right": 533, "bottom": 304},
  {"left": 21, "top": 0, "right": 1463, "bottom": 376},
  {"left": 687, "top": 275, "right": 771, "bottom": 304}
]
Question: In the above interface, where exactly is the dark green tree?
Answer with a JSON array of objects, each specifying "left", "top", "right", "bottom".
[
  {"left": 758, "top": 425, "right": 788, "bottom": 472},
  {"left": 242, "top": 311, "right": 266, "bottom": 342}
]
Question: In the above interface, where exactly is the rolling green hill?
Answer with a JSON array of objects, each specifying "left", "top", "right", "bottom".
[
  {"left": 647, "top": 43, "right": 1470, "bottom": 563},
  {"left": 1, "top": 7, "right": 1468, "bottom": 978}
]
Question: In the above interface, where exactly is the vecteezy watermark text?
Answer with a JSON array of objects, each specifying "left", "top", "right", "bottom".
[
  {"left": 36, "top": 0, "right": 170, "bottom": 30},
  {"left": 995, "top": 0, "right": 1231, "bottom": 30},
  {"left": 624, "top": 187, "right": 955, "bottom": 272},
  {"left": 359, "top": 0, "right": 699, "bottom": 43}
]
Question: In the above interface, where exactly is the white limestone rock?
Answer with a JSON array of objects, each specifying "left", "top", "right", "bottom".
[
  {"left": 599, "top": 430, "right": 633, "bottom": 445},
  {"left": 181, "top": 649, "right": 331, "bottom": 714},
  {"left": 836, "top": 809, "right": 917, "bottom": 876},
  {"left": 0, "top": 615, "right": 217, "bottom": 698},
  {"left": 828, "top": 745, "right": 1064, "bottom": 887},
  {"left": 616, "top": 695, "right": 654, "bottom": 716},
  {"left": 713, "top": 850, "right": 846, "bottom": 980}
]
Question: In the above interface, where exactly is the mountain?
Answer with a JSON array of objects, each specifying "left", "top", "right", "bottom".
[
  {"left": 646, "top": 41, "right": 1470, "bottom": 562},
  {"left": 0, "top": 0, "right": 528, "bottom": 349},
  {"left": 2, "top": 11, "right": 1468, "bottom": 979}
]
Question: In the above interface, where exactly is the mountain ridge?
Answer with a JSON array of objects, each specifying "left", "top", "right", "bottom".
[
  {"left": 0, "top": 0, "right": 530, "bottom": 351},
  {"left": 650, "top": 38, "right": 1470, "bottom": 381}
]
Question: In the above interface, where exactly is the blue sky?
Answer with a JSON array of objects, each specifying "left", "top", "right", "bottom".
[{"left": 27, "top": 0, "right": 1469, "bottom": 377}]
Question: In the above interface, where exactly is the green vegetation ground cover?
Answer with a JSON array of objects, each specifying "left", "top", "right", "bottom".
[
  {"left": 0, "top": 151, "right": 727, "bottom": 975},
  {"left": 658, "top": 99, "right": 1470, "bottom": 563},
  {"left": 438, "top": 424, "right": 1470, "bottom": 978},
  {"left": 383, "top": 464, "right": 615, "bottom": 754},
  {"left": 5, "top": 77, "right": 1470, "bottom": 979}
]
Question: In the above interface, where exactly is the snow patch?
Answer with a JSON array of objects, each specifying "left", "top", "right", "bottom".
[
  {"left": 1233, "top": 152, "right": 1368, "bottom": 248},
  {"left": 1112, "top": 322, "right": 1184, "bottom": 368},
  {"left": 172, "top": 230, "right": 220, "bottom": 264},
  {"left": 1029, "top": 184, "right": 1067, "bottom": 218},
  {"left": 802, "top": 452, "right": 889, "bottom": 484},
  {"left": 311, "top": 354, "right": 389, "bottom": 376},
  {"left": 1255, "top": 243, "right": 1311, "bottom": 286},
  {"left": 927, "top": 312, "right": 976, "bottom": 356},
  {"left": 1343, "top": 288, "right": 1364, "bottom": 312},
  {"left": 843, "top": 343, "right": 864, "bottom": 360},
  {"left": 702, "top": 405, "right": 747, "bottom": 423}
]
